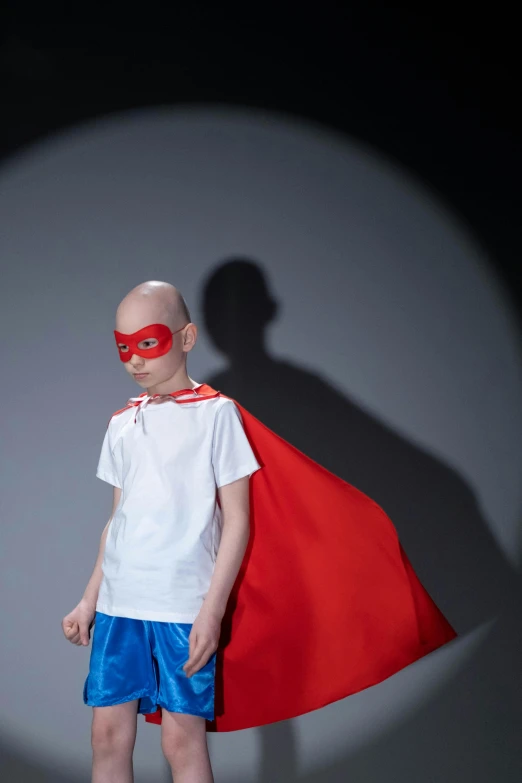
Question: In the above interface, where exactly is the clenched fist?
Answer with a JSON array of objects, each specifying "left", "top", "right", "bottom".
[{"left": 62, "top": 600, "right": 96, "bottom": 646}]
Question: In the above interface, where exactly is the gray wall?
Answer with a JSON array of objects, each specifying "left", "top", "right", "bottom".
[{"left": 1, "top": 107, "right": 520, "bottom": 782}]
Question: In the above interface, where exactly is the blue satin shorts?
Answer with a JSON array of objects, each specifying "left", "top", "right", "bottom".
[{"left": 83, "top": 611, "right": 216, "bottom": 720}]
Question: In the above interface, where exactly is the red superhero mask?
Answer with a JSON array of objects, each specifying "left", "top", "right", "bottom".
[{"left": 114, "top": 322, "right": 188, "bottom": 362}]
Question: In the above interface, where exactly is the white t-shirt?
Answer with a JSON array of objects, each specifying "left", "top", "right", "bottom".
[{"left": 95, "top": 385, "right": 262, "bottom": 623}]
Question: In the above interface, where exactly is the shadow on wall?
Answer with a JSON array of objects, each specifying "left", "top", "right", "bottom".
[
  {"left": 201, "top": 257, "right": 520, "bottom": 634},
  {"left": 3, "top": 257, "right": 520, "bottom": 783}
]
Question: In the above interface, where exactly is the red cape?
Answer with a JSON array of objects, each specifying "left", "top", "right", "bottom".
[{"left": 131, "top": 383, "right": 457, "bottom": 731}]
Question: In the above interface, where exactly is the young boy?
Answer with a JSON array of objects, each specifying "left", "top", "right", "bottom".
[{"left": 61, "top": 279, "right": 261, "bottom": 783}]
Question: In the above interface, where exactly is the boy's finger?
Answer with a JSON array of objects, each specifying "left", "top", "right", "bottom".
[
  {"left": 183, "top": 636, "right": 202, "bottom": 672},
  {"left": 184, "top": 645, "right": 211, "bottom": 676},
  {"left": 63, "top": 621, "right": 75, "bottom": 638},
  {"left": 187, "top": 631, "right": 198, "bottom": 660},
  {"left": 79, "top": 626, "right": 89, "bottom": 645}
]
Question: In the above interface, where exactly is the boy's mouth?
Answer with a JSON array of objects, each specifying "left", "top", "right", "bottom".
[{"left": 133, "top": 373, "right": 149, "bottom": 379}]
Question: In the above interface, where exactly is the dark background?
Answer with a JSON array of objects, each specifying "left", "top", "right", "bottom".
[
  {"left": 0, "top": 4, "right": 520, "bottom": 317},
  {"left": 1, "top": 7, "right": 521, "bottom": 781}
]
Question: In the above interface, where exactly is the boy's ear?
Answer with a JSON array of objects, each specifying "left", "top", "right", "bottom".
[{"left": 184, "top": 323, "right": 198, "bottom": 347}]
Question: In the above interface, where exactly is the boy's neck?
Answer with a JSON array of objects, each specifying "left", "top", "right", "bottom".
[{"left": 145, "top": 373, "right": 200, "bottom": 397}]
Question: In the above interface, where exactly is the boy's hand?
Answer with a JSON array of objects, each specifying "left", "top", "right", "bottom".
[
  {"left": 61, "top": 600, "right": 96, "bottom": 647},
  {"left": 183, "top": 607, "right": 222, "bottom": 678}
]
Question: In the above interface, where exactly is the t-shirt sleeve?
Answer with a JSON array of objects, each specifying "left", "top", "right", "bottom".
[
  {"left": 96, "top": 421, "right": 123, "bottom": 488},
  {"left": 212, "top": 401, "right": 262, "bottom": 488}
]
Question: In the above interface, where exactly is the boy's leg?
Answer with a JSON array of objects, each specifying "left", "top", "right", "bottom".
[
  {"left": 161, "top": 710, "right": 213, "bottom": 783},
  {"left": 91, "top": 700, "right": 138, "bottom": 783},
  {"left": 150, "top": 620, "right": 216, "bottom": 782}
]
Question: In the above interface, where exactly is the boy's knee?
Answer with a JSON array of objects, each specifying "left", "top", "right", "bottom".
[
  {"left": 161, "top": 733, "right": 185, "bottom": 766},
  {"left": 161, "top": 725, "right": 189, "bottom": 761},
  {"left": 161, "top": 713, "right": 205, "bottom": 766},
  {"left": 91, "top": 713, "right": 134, "bottom": 756}
]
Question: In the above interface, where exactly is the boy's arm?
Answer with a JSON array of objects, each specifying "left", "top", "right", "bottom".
[
  {"left": 201, "top": 475, "right": 251, "bottom": 621},
  {"left": 81, "top": 485, "right": 121, "bottom": 611},
  {"left": 62, "top": 485, "right": 121, "bottom": 646},
  {"left": 183, "top": 474, "right": 250, "bottom": 675}
]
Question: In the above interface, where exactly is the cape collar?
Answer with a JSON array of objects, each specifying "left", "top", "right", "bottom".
[{"left": 109, "top": 382, "right": 221, "bottom": 430}]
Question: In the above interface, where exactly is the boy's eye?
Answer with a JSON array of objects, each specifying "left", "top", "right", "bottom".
[{"left": 117, "top": 339, "right": 158, "bottom": 352}]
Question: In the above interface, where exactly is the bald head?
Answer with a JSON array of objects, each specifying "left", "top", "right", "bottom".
[{"left": 115, "top": 280, "right": 191, "bottom": 332}]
